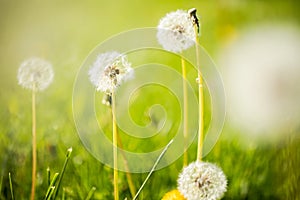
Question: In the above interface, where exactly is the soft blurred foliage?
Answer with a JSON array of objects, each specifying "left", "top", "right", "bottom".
[{"left": 1, "top": 0, "right": 300, "bottom": 199}]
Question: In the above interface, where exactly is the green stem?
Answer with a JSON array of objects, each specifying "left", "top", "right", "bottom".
[
  {"left": 30, "top": 88, "right": 37, "bottom": 200},
  {"left": 44, "top": 172, "right": 59, "bottom": 200},
  {"left": 133, "top": 139, "right": 173, "bottom": 200},
  {"left": 9, "top": 172, "right": 14, "bottom": 200},
  {"left": 47, "top": 167, "right": 51, "bottom": 187},
  {"left": 181, "top": 57, "right": 189, "bottom": 167},
  {"left": 117, "top": 134, "right": 136, "bottom": 198},
  {"left": 52, "top": 147, "right": 72, "bottom": 199},
  {"left": 85, "top": 186, "right": 96, "bottom": 200},
  {"left": 194, "top": 21, "right": 204, "bottom": 162},
  {"left": 111, "top": 91, "right": 119, "bottom": 200}
]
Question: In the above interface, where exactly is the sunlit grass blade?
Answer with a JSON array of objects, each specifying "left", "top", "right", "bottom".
[
  {"left": 52, "top": 147, "right": 72, "bottom": 199},
  {"left": 44, "top": 172, "right": 59, "bottom": 200},
  {"left": 47, "top": 167, "right": 51, "bottom": 187},
  {"left": 85, "top": 186, "right": 96, "bottom": 200},
  {"left": 133, "top": 139, "right": 174, "bottom": 200},
  {"left": 45, "top": 186, "right": 55, "bottom": 200},
  {"left": 9, "top": 172, "right": 14, "bottom": 200}
]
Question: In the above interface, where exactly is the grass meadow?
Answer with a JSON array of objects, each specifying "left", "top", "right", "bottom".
[{"left": 0, "top": 0, "right": 299, "bottom": 199}]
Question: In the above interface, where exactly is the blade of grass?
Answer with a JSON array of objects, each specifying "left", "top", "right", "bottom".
[
  {"left": 52, "top": 147, "right": 72, "bottom": 199},
  {"left": 44, "top": 172, "right": 59, "bottom": 200},
  {"left": 9, "top": 172, "right": 14, "bottom": 200},
  {"left": 0, "top": 174, "right": 3, "bottom": 195},
  {"left": 84, "top": 186, "right": 96, "bottom": 200},
  {"left": 47, "top": 167, "right": 51, "bottom": 187},
  {"left": 133, "top": 139, "right": 174, "bottom": 200},
  {"left": 45, "top": 186, "right": 55, "bottom": 200},
  {"left": 62, "top": 188, "right": 65, "bottom": 200}
]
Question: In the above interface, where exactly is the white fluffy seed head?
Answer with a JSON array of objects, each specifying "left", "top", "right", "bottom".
[
  {"left": 88, "top": 51, "right": 134, "bottom": 93},
  {"left": 17, "top": 57, "right": 54, "bottom": 92},
  {"left": 157, "top": 9, "right": 197, "bottom": 53},
  {"left": 178, "top": 161, "right": 227, "bottom": 200}
]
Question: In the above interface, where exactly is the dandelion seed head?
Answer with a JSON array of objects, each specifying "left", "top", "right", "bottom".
[
  {"left": 178, "top": 161, "right": 227, "bottom": 200},
  {"left": 157, "top": 10, "right": 197, "bottom": 53},
  {"left": 88, "top": 51, "right": 133, "bottom": 93},
  {"left": 17, "top": 57, "right": 54, "bottom": 92},
  {"left": 162, "top": 189, "right": 186, "bottom": 200}
]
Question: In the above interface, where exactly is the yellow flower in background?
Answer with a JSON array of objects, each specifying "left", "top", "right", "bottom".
[{"left": 162, "top": 189, "right": 186, "bottom": 200}]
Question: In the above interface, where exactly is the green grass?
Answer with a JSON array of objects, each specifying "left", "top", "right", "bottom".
[{"left": 1, "top": 0, "right": 300, "bottom": 199}]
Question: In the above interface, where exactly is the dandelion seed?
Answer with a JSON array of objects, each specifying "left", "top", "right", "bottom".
[
  {"left": 157, "top": 10, "right": 197, "bottom": 53},
  {"left": 162, "top": 189, "right": 186, "bottom": 200},
  {"left": 178, "top": 161, "right": 227, "bottom": 200},
  {"left": 17, "top": 57, "right": 54, "bottom": 91},
  {"left": 88, "top": 51, "right": 133, "bottom": 93}
]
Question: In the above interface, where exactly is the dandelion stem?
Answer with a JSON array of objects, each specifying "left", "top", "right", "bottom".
[
  {"left": 111, "top": 91, "right": 119, "bottom": 200},
  {"left": 30, "top": 87, "right": 37, "bottom": 200},
  {"left": 117, "top": 134, "right": 136, "bottom": 198},
  {"left": 9, "top": 172, "right": 14, "bottom": 200},
  {"left": 190, "top": 10, "right": 204, "bottom": 162},
  {"left": 133, "top": 139, "right": 174, "bottom": 200},
  {"left": 181, "top": 57, "right": 189, "bottom": 166}
]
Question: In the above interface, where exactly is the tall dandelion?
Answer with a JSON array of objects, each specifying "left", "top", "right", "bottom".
[
  {"left": 178, "top": 161, "right": 227, "bottom": 200},
  {"left": 157, "top": 9, "right": 198, "bottom": 166},
  {"left": 17, "top": 57, "right": 54, "bottom": 200},
  {"left": 88, "top": 51, "right": 134, "bottom": 200},
  {"left": 187, "top": 8, "right": 205, "bottom": 162}
]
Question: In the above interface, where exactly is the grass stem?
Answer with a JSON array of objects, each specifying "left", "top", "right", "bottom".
[
  {"left": 9, "top": 172, "right": 14, "bottom": 200},
  {"left": 133, "top": 139, "right": 174, "bottom": 200},
  {"left": 52, "top": 147, "right": 72, "bottom": 199},
  {"left": 85, "top": 186, "right": 96, "bottom": 200}
]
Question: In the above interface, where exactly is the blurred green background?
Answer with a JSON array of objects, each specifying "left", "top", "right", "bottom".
[{"left": 1, "top": 0, "right": 300, "bottom": 199}]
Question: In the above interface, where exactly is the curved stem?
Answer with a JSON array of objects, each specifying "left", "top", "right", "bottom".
[
  {"left": 116, "top": 134, "right": 136, "bottom": 198},
  {"left": 111, "top": 91, "right": 119, "bottom": 200},
  {"left": 181, "top": 57, "right": 188, "bottom": 166},
  {"left": 30, "top": 88, "right": 36, "bottom": 200}
]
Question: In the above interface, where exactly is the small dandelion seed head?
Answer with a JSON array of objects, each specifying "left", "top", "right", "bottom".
[
  {"left": 88, "top": 51, "right": 133, "bottom": 93},
  {"left": 17, "top": 57, "right": 54, "bottom": 92},
  {"left": 178, "top": 161, "right": 227, "bottom": 200},
  {"left": 162, "top": 189, "right": 186, "bottom": 200},
  {"left": 157, "top": 9, "right": 197, "bottom": 53}
]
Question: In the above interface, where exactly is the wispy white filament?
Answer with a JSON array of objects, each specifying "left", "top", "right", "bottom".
[
  {"left": 88, "top": 51, "right": 133, "bottom": 93},
  {"left": 157, "top": 10, "right": 197, "bottom": 53},
  {"left": 178, "top": 161, "right": 227, "bottom": 200},
  {"left": 17, "top": 57, "right": 54, "bottom": 91}
]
